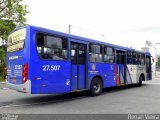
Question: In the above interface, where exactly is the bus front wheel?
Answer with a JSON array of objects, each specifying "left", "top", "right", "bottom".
[{"left": 90, "top": 78, "right": 103, "bottom": 96}]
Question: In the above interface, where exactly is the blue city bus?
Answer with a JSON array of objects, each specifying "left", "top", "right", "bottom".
[{"left": 6, "top": 25, "right": 152, "bottom": 96}]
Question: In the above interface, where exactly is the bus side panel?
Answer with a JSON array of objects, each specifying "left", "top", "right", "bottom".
[
  {"left": 30, "top": 60, "right": 42, "bottom": 94},
  {"left": 126, "top": 66, "right": 132, "bottom": 84},
  {"left": 41, "top": 61, "right": 71, "bottom": 94},
  {"left": 79, "top": 64, "right": 85, "bottom": 89},
  {"left": 127, "top": 65, "right": 138, "bottom": 83},
  {"left": 88, "top": 63, "right": 116, "bottom": 89},
  {"left": 30, "top": 59, "right": 71, "bottom": 94},
  {"left": 104, "top": 63, "right": 116, "bottom": 87}
]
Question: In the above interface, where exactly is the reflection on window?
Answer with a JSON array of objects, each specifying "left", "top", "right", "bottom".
[
  {"left": 104, "top": 55, "right": 114, "bottom": 63},
  {"left": 71, "top": 49, "right": 75, "bottom": 56},
  {"left": 90, "top": 54, "right": 103, "bottom": 62},
  {"left": 89, "top": 44, "right": 102, "bottom": 62},
  {"left": 71, "top": 49, "right": 76, "bottom": 63},
  {"left": 37, "top": 47, "right": 41, "bottom": 54}
]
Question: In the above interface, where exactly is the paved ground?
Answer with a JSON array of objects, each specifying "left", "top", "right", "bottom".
[
  {"left": 0, "top": 77, "right": 160, "bottom": 114},
  {"left": 0, "top": 83, "right": 7, "bottom": 90}
]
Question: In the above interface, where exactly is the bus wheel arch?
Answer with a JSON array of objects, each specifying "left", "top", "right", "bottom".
[{"left": 90, "top": 75, "right": 104, "bottom": 96}]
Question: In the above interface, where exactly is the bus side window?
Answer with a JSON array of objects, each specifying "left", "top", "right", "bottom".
[
  {"left": 104, "top": 46, "right": 115, "bottom": 63},
  {"left": 89, "top": 44, "right": 103, "bottom": 62},
  {"left": 36, "top": 33, "right": 68, "bottom": 60}
]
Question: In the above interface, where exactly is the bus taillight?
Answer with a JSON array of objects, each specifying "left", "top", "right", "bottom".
[{"left": 22, "top": 63, "right": 28, "bottom": 84}]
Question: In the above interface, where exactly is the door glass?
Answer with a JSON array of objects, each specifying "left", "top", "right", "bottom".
[
  {"left": 78, "top": 46, "right": 85, "bottom": 64},
  {"left": 71, "top": 49, "right": 76, "bottom": 64}
]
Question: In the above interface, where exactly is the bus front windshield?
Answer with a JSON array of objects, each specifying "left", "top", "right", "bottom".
[{"left": 7, "top": 28, "right": 26, "bottom": 53}]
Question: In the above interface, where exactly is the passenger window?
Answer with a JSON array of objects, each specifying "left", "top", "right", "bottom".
[
  {"left": 89, "top": 44, "right": 103, "bottom": 62},
  {"left": 36, "top": 33, "right": 68, "bottom": 60},
  {"left": 127, "top": 51, "right": 145, "bottom": 65},
  {"left": 104, "top": 46, "right": 115, "bottom": 63}
]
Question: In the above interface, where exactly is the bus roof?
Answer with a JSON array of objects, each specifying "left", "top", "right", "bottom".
[{"left": 14, "top": 25, "right": 151, "bottom": 55}]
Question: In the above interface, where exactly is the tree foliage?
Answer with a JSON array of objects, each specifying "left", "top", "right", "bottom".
[
  {"left": 0, "top": 0, "right": 28, "bottom": 40},
  {"left": 0, "top": 47, "right": 6, "bottom": 79}
]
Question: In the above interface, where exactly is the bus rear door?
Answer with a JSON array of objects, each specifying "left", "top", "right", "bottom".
[{"left": 116, "top": 50, "right": 127, "bottom": 85}]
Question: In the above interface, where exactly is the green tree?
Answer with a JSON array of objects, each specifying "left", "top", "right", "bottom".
[
  {"left": 0, "top": 47, "right": 6, "bottom": 80},
  {"left": 0, "top": 0, "right": 28, "bottom": 80},
  {"left": 0, "top": 0, "right": 28, "bottom": 40}
]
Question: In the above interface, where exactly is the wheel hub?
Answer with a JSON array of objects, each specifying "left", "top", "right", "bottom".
[{"left": 93, "top": 83, "right": 100, "bottom": 93}]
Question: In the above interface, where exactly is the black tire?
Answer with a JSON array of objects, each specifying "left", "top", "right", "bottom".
[
  {"left": 90, "top": 78, "right": 103, "bottom": 96},
  {"left": 137, "top": 76, "right": 142, "bottom": 87}
]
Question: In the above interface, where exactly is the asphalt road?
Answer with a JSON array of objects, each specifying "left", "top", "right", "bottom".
[{"left": 0, "top": 78, "right": 160, "bottom": 114}]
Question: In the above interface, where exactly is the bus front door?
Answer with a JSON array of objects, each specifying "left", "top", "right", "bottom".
[
  {"left": 71, "top": 42, "right": 86, "bottom": 91},
  {"left": 116, "top": 50, "right": 126, "bottom": 85}
]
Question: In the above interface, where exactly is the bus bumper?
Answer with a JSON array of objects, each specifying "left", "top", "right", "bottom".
[{"left": 7, "top": 80, "right": 31, "bottom": 93}]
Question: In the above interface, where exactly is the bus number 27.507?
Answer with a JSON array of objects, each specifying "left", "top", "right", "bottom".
[{"left": 43, "top": 65, "right": 60, "bottom": 71}]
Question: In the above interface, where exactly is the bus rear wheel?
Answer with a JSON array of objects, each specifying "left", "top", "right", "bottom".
[
  {"left": 137, "top": 76, "right": 142, "bottom": 87},
  {"left": 90, "top": 78, "right": 103, "bottom": 96}
]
